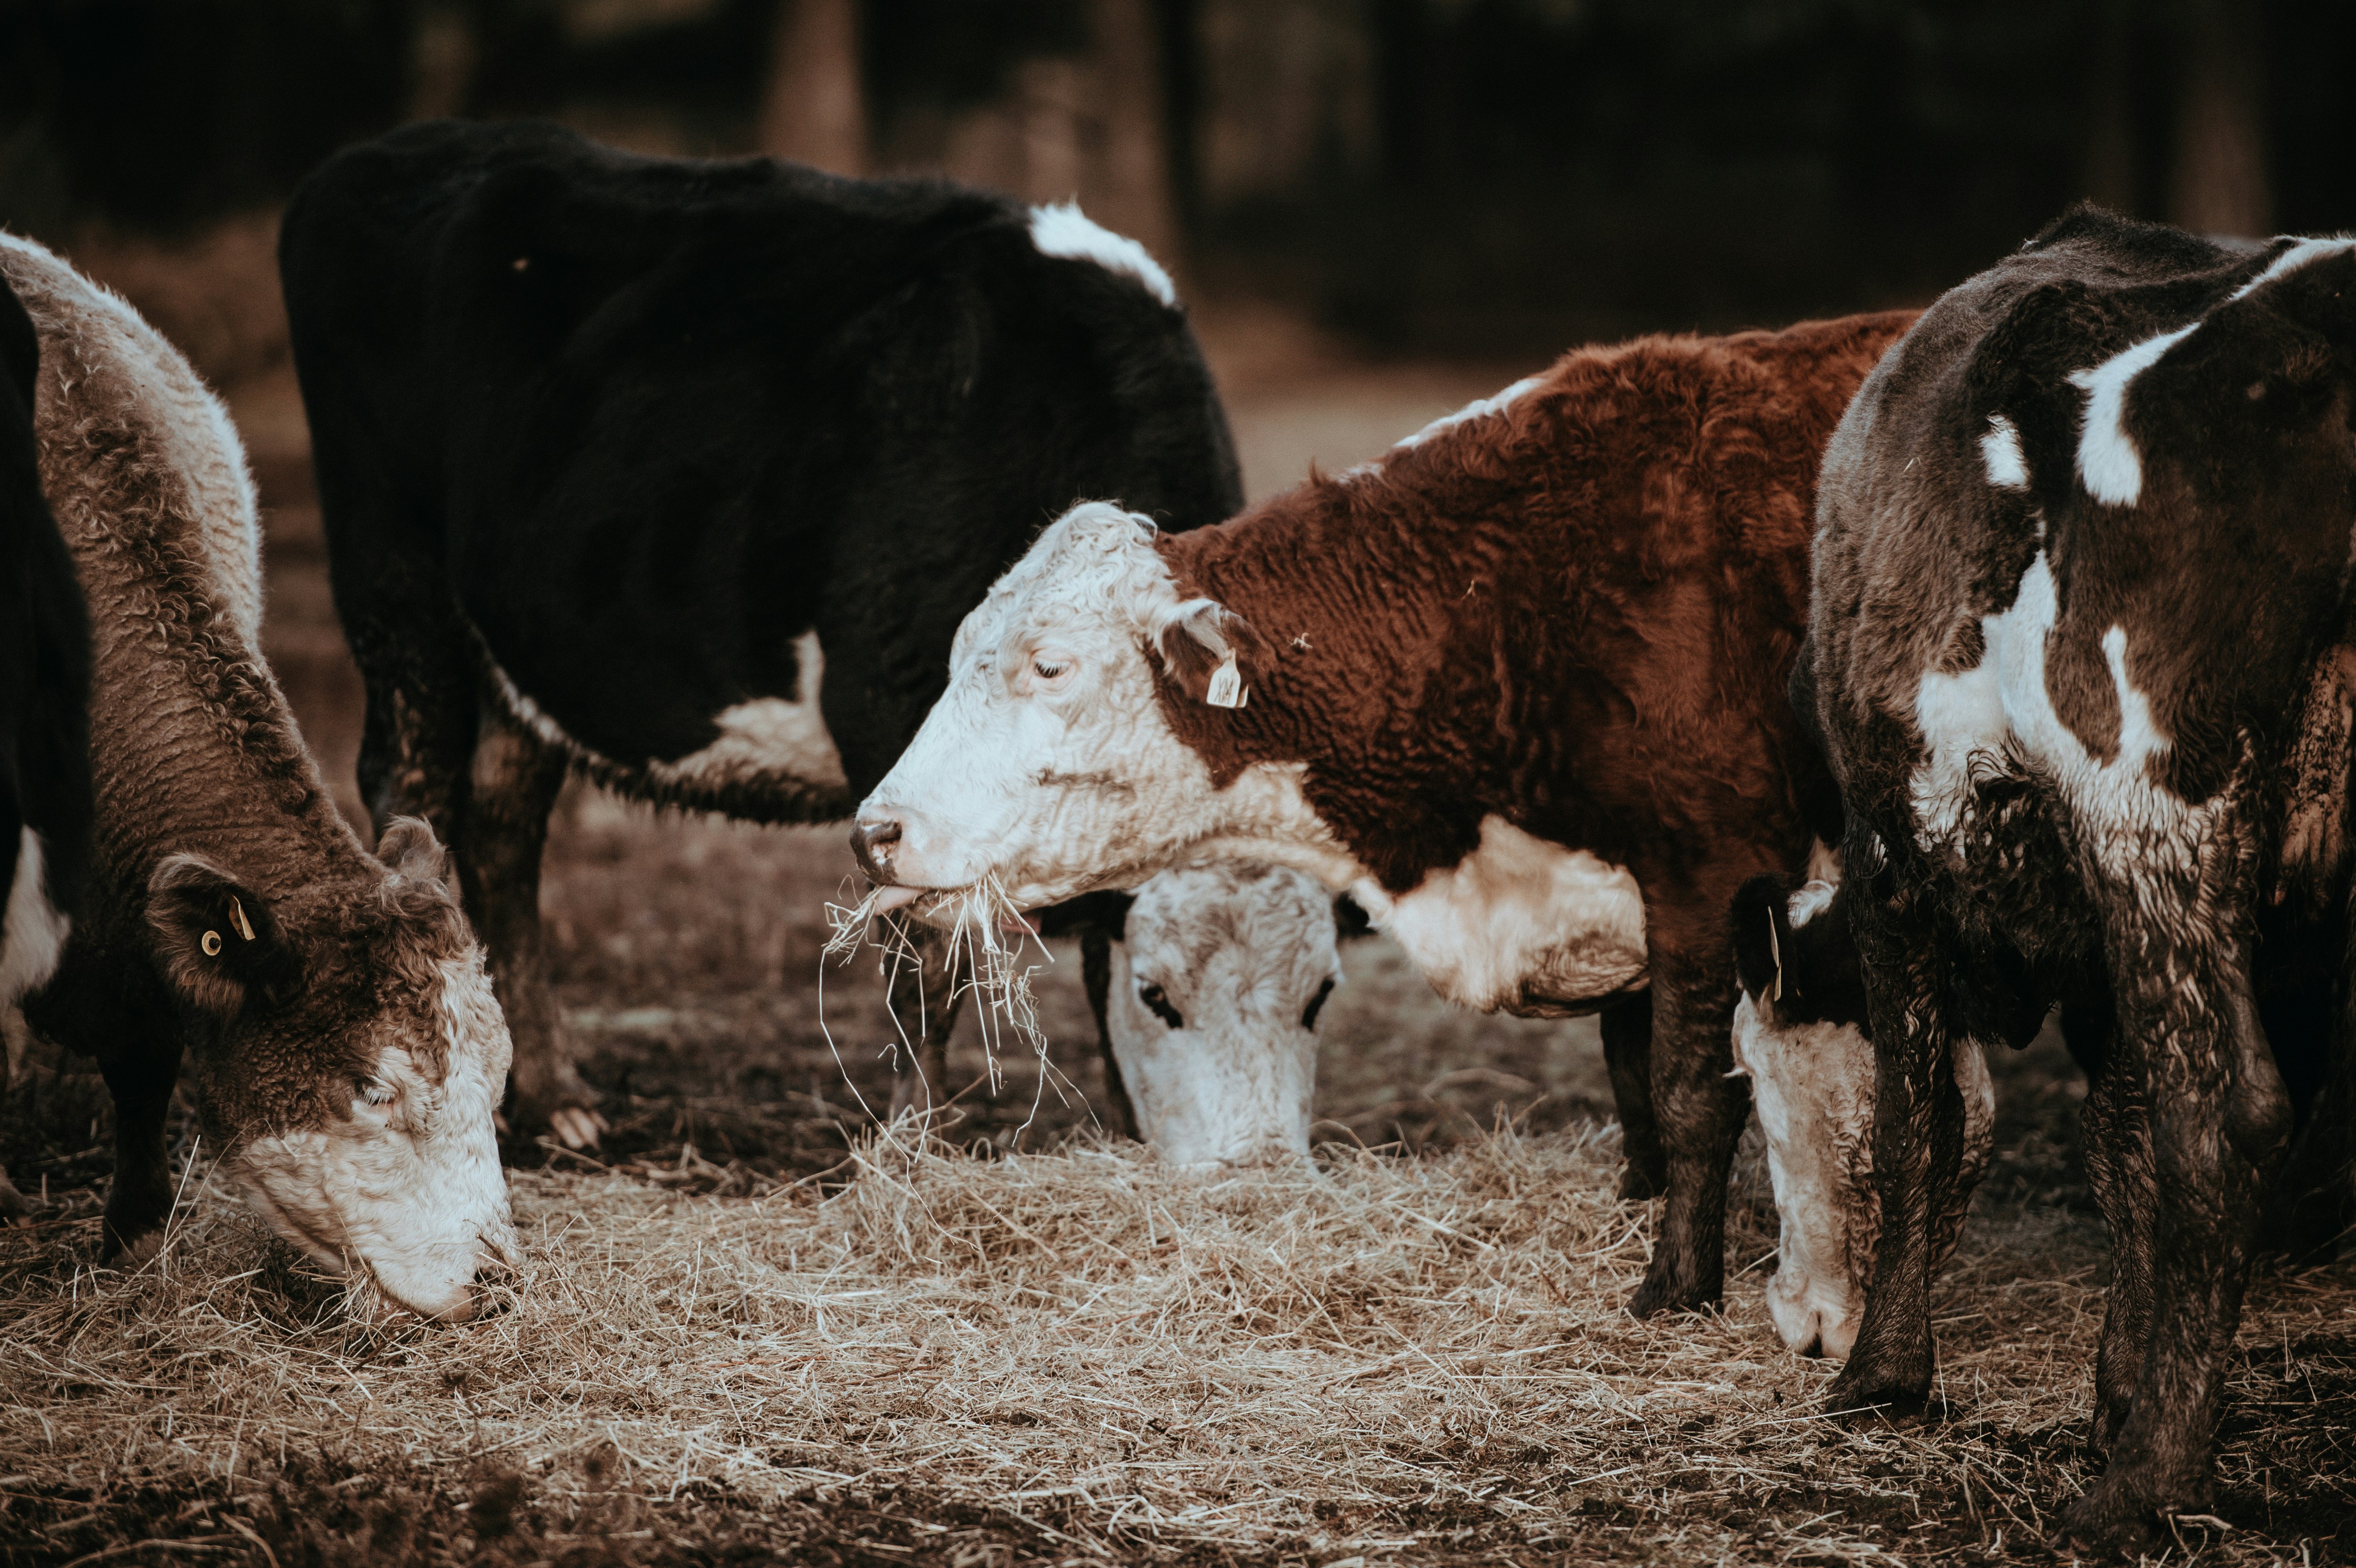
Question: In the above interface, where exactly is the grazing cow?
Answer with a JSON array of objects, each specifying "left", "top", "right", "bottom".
[
  {"left": 1728, "top": 866, "right": 2351, "bottom": 1364},
  {"left": 280, "top": 120, "right": 1242, "bottom": 1149},
  {"left": 1054, "top": 862, "right": 1341, "bottom": 1166},
  {"left": 2, "top": 236, "right": 515, "bottom": 1321},
  {"left": 851, "top": 310, "right": 1919, "bottom": 1315},
  {"left": 0, "top": 272, "right": 92, "bottom": 1225},
  {"left": 1799, "top": 207, "right": 2356, "bottom": 1551}
]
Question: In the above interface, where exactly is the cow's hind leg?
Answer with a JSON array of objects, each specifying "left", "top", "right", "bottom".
[
  {"left": 1825, "top": 855, "right": 1983, "bottom": 1421},
  {"left": 1602, "top": 991, "right": 1665, "bottom": 1199},
  {"left": 2061, "top": 861, "right": 2291, "bottom": 1554},
  {"left": 458, "top": 703, "right": 598, "bottom": 1148},
  {"left": 2062, "top": 985, "right": 2158, "bottom": 1452}
]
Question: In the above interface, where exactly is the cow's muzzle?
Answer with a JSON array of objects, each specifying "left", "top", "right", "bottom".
[{"left": 851, "top": 816, "right": 901, "bottom": 882}]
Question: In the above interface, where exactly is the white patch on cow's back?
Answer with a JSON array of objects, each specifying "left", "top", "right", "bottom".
[
  {"left": 1364, "top": 815, "right": 1646, "bottom": 1015},
  {"left": 1027, "top": 202, "right": 1177, "bottom": 307},
  {"left": 2227, "top": 237, "right": 2356, "bottom": 302},
  {"left": 1980, "top": 413, "right": 2029, "bottom": 490},
  {"left": 2067, "top": 323, "right": 2198, "bottom": 507},
  {"left": 1911, "top": 552, "right": 2203, "bottom": 872},
  {"left": 1394, "top": 375, "right": 1546, "bottom": 455},
  {"left": 2, "top": 828, "right": 71, "bottom": 1083}
]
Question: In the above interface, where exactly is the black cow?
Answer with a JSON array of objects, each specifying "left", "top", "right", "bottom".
[
  {"left": 0, "top": 270, "right": 92, "bottom": 1224},
  {"left": 1800, "top": 206, "right": 2356, "bottom": 1552},
  {"left": 280, "top": 120, "right": 1243, "bottom": 1147}
]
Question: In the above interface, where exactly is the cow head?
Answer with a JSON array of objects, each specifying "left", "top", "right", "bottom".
[
  {"left": 853, "top": 503, "right": 1286, "bottom": 915},
  {"left": 1104, "top": 863, "right": 1340, "bottom": 1167},
  {"left": 148, "top": 818, "right": 515, "bottom": 1321},
  {"left": 1728, "top": 870, "right": 1993, "bottom": 1360}
]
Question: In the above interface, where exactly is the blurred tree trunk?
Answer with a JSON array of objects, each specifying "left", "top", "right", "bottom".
[
  {"left": 1087, "top": 0, "right": 1178, "bottom": 264},
  {"left": 2079, "top": 0, "right": 2137, "bottom": 213},
  {"left": 2167, "top": 0, "right": 2270, "bottom": 237},
  {"left": 759, "top": 0, "right": 866, "bottom": 174}
]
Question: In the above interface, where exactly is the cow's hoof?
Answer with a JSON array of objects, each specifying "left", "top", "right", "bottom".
[
  {"left": 100, "top": 1226, "right": 164, "bottom": 1266},
  {"left": 1626, "top": 1265, "right": 1720, "bottom": 1320},
  {"left": 1824, "top": 1363, "right": 1931, "bottom": 1426},
  {"left": 545, "top": 1106, "right": 608, "bottom": 1152},
  {"left": 2052, "top": 1484, "right": 2164, "bottom": 1560}
]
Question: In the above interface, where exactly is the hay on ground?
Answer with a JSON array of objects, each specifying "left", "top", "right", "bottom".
[{"left": 1, "top": 1126, "right": 2350, "bottom": 1566}]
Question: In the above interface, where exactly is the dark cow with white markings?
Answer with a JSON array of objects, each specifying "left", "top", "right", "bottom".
[
  {"left": 3, "top": 236, "right": 515, "bottom": 1318},
  {"left": 280, "top": 120, "right": 1242, "bottom": 1146},
  {"left": 0, "top": 269, "right": 92, "bottom": 1226},
  {"left": 1799, "top": 207, "right": 2356, "bottom": 1552},
  {"left": 850, "top": 310, "right": 1917, "bottom": 1316}
]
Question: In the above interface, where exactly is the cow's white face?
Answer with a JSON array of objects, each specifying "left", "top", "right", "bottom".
[
  {"left": 1109, "top": 863, "right": 1338, "bottom": 1167},
  {"left": 1731, "top": 981, "right": 1879, "bottom": 1358},
  {"left": 857, "top": 503, "right": 1271, "bottom": 912},
  {"left": 1730, "top": 872, "right": 1995, "bottom": 1360}
]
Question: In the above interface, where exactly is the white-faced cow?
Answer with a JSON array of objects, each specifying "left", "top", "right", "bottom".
[
  {"left": 279, "top": 120, "right": 1242, "bottom": 1150},
  {"left": 853, "top": 310, "right": 1918, "bottom": 1316},
  {"left": 1799, "top": 207, "right": 2356, "bottom": 1553},
  {"left": 1053, "top": 862, "right": 1341, "bottom": 1166},
  {"left": 2, "top": 236, "right": 515, "bottom": 1321},
  {"left": 0, "top": 270, "right": 92, "bottom": 1226}
]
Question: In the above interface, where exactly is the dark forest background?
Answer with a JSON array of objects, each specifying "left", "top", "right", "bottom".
[{"left": 1, "top": 0, "right": 2344, "bottom": 356}]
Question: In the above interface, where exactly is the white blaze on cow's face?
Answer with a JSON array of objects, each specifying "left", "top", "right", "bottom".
[
  {"left": 1108, "top": 863, "right": 1339, "bottom": 1167},
  {"left": 857, "top": 503, "right": 1280, "bottom": 911},
  {"left": 1730, "top": 867, "right": 1994, "bottom": 1360},
  {"left": 153, "top": 820, "right": 518, "bottom": 1321}
]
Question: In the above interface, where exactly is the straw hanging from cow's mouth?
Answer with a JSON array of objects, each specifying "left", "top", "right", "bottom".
[{"left": 820, "top": 876, "right": 1068, "bottom": 1140}]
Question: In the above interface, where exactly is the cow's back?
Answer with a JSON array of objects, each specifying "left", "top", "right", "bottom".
[{"left": 282, "top": 121, "right": 1242, "bottom": 793}]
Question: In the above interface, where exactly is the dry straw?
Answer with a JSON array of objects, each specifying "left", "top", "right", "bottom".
[{"left": 4, "top": 1123, "right": 2349, "bottom": 1564}]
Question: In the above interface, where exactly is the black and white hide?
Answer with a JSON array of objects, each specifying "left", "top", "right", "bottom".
[
  {"left": 1799, "top": 206, "right": 2356, "bottom": 1553},
  {"left": 279, "top": 120, "right": 1243, "bottom": 1147}
]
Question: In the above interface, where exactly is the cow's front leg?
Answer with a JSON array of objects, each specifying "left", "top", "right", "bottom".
[
  {"left": 98, "top": 1030, "right": 184, "bottom": 1262},
  {"left": 1627, "top": 928, "right": 1747, "bottom": 1318},
  {"left": 1601, "top": 991, "right": 1665, "bottom": 1199},
  {"left": 2060, "top": 895, "right": 2290, "bottom": 1556},
  {"left": 1825, "top": 862, "right": 1978, "bottom": 1421},
  {"left": 885, "top": 921, "right": 966, "bottom": 1122},
  {"left": 459, "top": 705, "right": 599, "bottom": 1150}
]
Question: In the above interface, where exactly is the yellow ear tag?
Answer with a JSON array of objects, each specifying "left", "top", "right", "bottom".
[
  {"left": 229, "top": 897, "right": 256, "bottom": 942},
  {"left": 1765, "top": 909, "right": 1783, "bottom": 1003},
  {"left": 201, "top": 930, "right": 222, "bottom": 957},
  {"left": 1205, "top": 652, "right": 1248, "bottom": 709}
]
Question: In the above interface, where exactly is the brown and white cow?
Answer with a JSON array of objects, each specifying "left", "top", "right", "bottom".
[
  {"left": 851, "top": 310, "right": 1917, "bottom": 1315},
  {"left": 1, "top": 235, "right": 515, "bottom": 1321}
]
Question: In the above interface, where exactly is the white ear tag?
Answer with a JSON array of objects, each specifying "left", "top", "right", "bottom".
[
  {"left": 1205, "top": 652, "right": 1248, "bottom": 709},
  {"left": 1766, "top": 909, "right": 1783, "bottom": 1003}
]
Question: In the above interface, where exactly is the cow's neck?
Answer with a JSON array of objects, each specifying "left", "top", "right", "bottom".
[{"left": 1153, "top": 486, "right": 1651, "bottom": 1016}]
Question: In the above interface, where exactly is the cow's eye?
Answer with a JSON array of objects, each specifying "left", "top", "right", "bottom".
[
  {"left": 1032, "top": 654, "right": 1071, "bottom": 683},
  {"left": 1138, "top": 982, "right": 1183, "bottom": 1030},
  {"left": 357, "top": 1078, "right": 395, "bottom": 1107},
  {"left": 1302, "top": 976, "right": 1336, "bottom": 1031}
]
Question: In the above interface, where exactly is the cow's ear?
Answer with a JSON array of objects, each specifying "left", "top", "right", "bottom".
[
  {"left": 375, "top": 816, "right": 460, "bottom": 910},
  {"left": 147, "top": 856, "right": 297, "bottom": 1018},
  {"left": 1154, "top": 598, "right": 1276, "bottom": 707},
  {"left": 1729, "top": 874, "right": 1795, "bottom": 1007}
]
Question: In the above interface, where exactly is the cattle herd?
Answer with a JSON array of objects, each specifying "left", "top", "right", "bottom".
[{"left": 0, "top": 118, "right": 2351, "bottom": 1556}]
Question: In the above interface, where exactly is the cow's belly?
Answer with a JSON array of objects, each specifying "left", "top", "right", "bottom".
[
  {"left": 1358, "top": 816, "right": 1647, "bottom": 1017},
  {"left": 487, "top": 628, "right": 851, "bottom": 819}
]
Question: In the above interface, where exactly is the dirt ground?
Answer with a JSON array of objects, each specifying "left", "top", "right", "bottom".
[{"left": 2, "top": 225, "right": 2352, "bottom": 1567}]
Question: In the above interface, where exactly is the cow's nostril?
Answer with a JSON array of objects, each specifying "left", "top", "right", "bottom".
[{"left": 851, "top": 817, "right": 904, "bottom": 881}]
